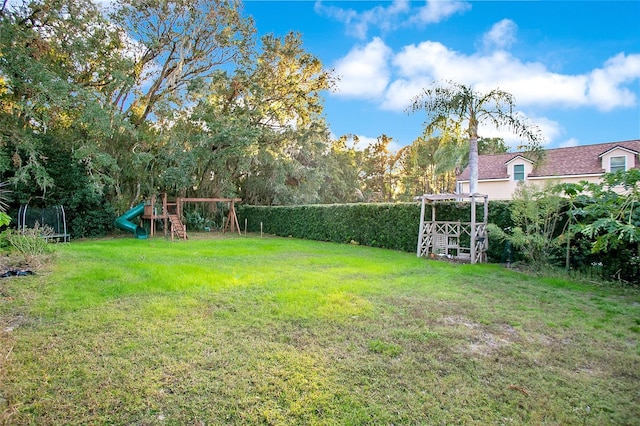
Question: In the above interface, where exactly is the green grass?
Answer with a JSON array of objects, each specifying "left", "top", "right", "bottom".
[{"left": 1, "top": 234, "right": 639, "bottom": 425}]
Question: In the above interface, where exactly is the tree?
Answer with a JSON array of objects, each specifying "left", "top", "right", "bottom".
[
  {"left": 478, "top": 137, "right": 510, "bottom": 155},
  {"left": 558, "top": 170, "right": 639, "bottom": 282},
  {"left": 398, "top": 132, "right": 477, "bottom": 199},
  {"left": 154, "top": 31, "right": 336, "bottom": 205},
  {"left": 110, "top": 0, "right": 255, "bottom": 124},
  {"left": 359, "top": 135, "right": 398, "bottom": 202},
  {"left": 0, "top": 0, "right": 128, "bottom": 194},
  {"left": 318, "top": 135, "right": 362, "bottom": 204},
  {"left": 408, "top": 80, "right": 542, "bottom": 194},
  {"left": 561, "top": 170, "right": 640, "bottom": 254}
]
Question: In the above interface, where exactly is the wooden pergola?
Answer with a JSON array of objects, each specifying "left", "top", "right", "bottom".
[{"left": 415, "top": 193, "right": 489, "bottom": 264}]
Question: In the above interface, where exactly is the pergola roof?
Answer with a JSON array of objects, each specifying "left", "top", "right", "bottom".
[{"left": 414, "top": 193, "right": 488, "bottom": 202}]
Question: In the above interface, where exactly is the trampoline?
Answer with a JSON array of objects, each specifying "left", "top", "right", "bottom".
[{"left": 18, "top": 205, "right": 70, "bottom": 242}]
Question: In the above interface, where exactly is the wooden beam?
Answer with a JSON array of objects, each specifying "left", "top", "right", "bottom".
[{"left": 177, "top": 198, "right": 242, "bottom": 202}]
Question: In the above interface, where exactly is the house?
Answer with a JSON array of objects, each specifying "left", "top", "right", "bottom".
[{"left": 456, "top": 139, "right": 640, "bottom": 200}]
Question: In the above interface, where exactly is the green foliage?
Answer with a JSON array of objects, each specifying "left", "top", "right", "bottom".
[
  {"left": 239, "top": 201, "right": 509, "bottom": 254},
  {"left": 397, "top": 135, "right": 466, "bottom": 199},
  {"left": 239, "top": 203, "right": 421, "bottom": 252},
  {"left": 478, "top": 137, "right": 510, "bottom": 155},
  {"left": 487, "top": 182, "right": 566, "bottom": 268},
  {"left": 0, "top": 212, "right": 10, "bottom": 228},
  {"left": 562, "top": 170, "right": 640, "bottom": 252},
  {"left": 359, "top": 134, "right": 397, "bottom": 202},
  {"left": 0, "top": 0, "right": 129, "bottom": 193},
  {"left": 318, "top": 136, "right": 362, "bottom": 204},
  {"left": 7, "top": 142, "right": 117, "bottom": 239},
  {"left": 559, "top": 170, "right": 640, "bottom": 283}
]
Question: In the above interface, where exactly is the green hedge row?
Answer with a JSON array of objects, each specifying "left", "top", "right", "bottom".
[{"left": 237, "top": 202, "right": 514, "bottom": 259}]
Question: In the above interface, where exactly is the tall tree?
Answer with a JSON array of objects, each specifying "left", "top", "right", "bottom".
[
  {"left": 110, "top": 0, "right": 255, "bottom": 124},
  {"left": 478, "top": 137, "right": 510, "bottom": 155},
  {"left": 105, "top": 0, "right": 257, "bottom": 204},
  {"left": 408, "top": 80, "right": 542, "bottom": 194},
  {"left": 360, "top": 135, "right": 398, "bottom": 202},
  {"left": 0, "top": 0, "right": 129, "bottom": 193},
  {"left": 398, "top": 135, "right": 465, "bottom": 198},
  {"left": 318, "top": 135, "right": 362, "bottom": 204},
  {"left": 156, "top": 31, "right": 335, "bottom": 205}
]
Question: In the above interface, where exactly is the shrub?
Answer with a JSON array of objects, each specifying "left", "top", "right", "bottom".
[
  {"left": 238, "top": 201, "right": 514, "bottom": 255},
  {"left": 487, "top": 182, "right": 566, "bottom": 269},
  {"left": 4, "top": 224, "right": 56, "bottom": 266}
]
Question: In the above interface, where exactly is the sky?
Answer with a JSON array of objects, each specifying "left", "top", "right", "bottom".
[{"left": 243, "top": 0, "right": 640, "bottom": 152}]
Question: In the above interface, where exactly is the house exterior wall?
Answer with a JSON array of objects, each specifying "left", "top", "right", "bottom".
[
  {"left": 458, "top": 179, "right": 513, "bottom": 200},
  {"left": 459, "top": 175, "right": 605, "bottom": 200}
]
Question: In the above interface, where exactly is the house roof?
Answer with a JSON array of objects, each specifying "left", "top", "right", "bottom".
[{"left": 457, "top": 139, "right": 640, "bottom": 181}]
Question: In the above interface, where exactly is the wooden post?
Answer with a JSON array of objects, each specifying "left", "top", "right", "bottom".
[
  {"left": 417, "top": 196, "right": 426, "bottom": 257},
  {"left": 162, "top": 193, "right": 168, "bottom": 237},
  {"left": 260, "top": 222, "right": 263, "bottom": 238},
  {"left": 244, "top": 219, "right": 247, "bottom": 236}
]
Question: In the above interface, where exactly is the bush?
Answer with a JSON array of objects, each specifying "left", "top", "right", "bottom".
[
  {"left": 4, "top": 224, "right": 56, "bottom": 266},
  {"left": 238, "top": 201, "right": 514, "bottom": 255},
  {"left": 487, "top": 182, "right": 567, "bottom": 269},
  {"left": 239, "top": 196, "right": 638, "bottom": 284}
]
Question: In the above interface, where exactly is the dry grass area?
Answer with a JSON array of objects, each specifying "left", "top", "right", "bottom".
[{"left": 0, "top": 234, "right": 639, "bottom": 424}]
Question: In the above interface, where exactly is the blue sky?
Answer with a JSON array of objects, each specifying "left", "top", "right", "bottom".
[{"left": 243, "top": 0, "right": 640, "bottom": 152}]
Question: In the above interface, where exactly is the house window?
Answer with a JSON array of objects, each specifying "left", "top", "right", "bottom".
[
  {"left": 610, "top": 156, "right": 626, "bottom": 173},
  {"left": 513, "top": 164, "right": 525, "bottom": 181}
]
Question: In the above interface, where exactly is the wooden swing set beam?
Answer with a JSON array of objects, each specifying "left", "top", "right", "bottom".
[{"left": 176, "top": 198, "right": 242, "bottom": 236}]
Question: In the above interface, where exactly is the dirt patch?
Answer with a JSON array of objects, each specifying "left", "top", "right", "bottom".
[{"left": 440, "top": 316, "right": 521, "bottom": 357}]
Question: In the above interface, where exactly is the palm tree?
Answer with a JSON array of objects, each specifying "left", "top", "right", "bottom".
[{"left": 408, "top": 80, "right": 543, "bottom": 194}]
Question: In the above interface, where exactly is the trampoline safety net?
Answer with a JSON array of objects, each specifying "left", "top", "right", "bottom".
[{"left": 18, "top": 205, "right": 70, "bottom": 242}]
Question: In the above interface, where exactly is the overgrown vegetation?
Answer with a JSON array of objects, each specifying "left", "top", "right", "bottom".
[
  {"left": 488, "top": 182, "right": 566, "bottom": 269},
  {"left": 561, "top": 169, "right": 640, "bottom": 283},
  {"left": 3, "top": 224, "right": 55, "bottom": 266},
  {"left": 0, "top": 236, "right": 638, "bottom": 424},
  {"left": 485, "top": 171, "right": 639, "bottom": 283}
]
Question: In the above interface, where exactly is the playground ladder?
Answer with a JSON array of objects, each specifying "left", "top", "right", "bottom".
[{"left": 168, "top": 214, "right": 188, "bottom": 241}]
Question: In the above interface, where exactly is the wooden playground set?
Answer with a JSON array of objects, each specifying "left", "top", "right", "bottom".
[{"left": 114, "top": 193, "right": 242, "bottom": 241}]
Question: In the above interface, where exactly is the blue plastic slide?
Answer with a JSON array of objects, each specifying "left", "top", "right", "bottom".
[{"left": 114, "top": 202, "right": 148, "bottom": 239}]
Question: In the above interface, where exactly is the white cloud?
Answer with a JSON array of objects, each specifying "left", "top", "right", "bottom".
[
  {"left": 368, "top": 38, "right": 640, "bottom": 115},
  {"left": 333, "top": 38, "right": 392, "bottom": 99},
  {"left": 329, "top": 15, "right": 640, "bottom": 146},
  {"left": 410, "top": 0, "right": 472, "bottom": 26},
  {"left": 559, "top": 138, "right": 579, "bottom": 148},
  {"left": 477, "top": 114, "right": 561, "bottom": 149},
  {"left": 481, "top": 19, "right": 517, "bottom": 51},
  {"left": 314, "top": 0, "right": 469, "bottom": 40},
  {"left": 383, "top": 78, "right": 431, "bottom": 111},
  {"left": 587, "top": 53, "right": 640, "bottom": 111}
]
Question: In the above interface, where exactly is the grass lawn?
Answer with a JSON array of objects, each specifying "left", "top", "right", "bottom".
[{"left": 0, "top": 234, "right": 639, "bottom": 425}]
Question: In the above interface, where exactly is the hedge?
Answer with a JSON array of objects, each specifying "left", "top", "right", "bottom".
[{"left": 237, "top": 201, "right": 514, "bottom": 260}]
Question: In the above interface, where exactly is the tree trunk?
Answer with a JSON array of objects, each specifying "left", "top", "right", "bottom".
[{"left": 468, "top": 135, "right": 479, "bottom": 194}]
